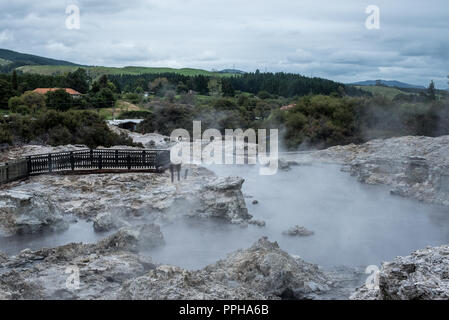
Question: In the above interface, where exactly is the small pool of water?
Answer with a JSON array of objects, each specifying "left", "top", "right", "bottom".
[{"left": 0, "top": 220, "right": 107, "bottom": 255}]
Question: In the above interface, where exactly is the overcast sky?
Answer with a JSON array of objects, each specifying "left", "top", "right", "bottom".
[{"left": 0, "top": 0, "right": 448, "bottom": 88}]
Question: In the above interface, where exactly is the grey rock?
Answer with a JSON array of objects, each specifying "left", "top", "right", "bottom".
[
  {"left": 119, "top": 265, "right": 267, "bottom": 300},
  {"left": 351, "top": 244, "right": 449, "bottom": 300},
  {"left": 97, "top": 224, "right": 165, "bottom": 253},
  {"left": 192, "top": 176, "right": 253, "bottom": 223},
  {"left": 205, "top": 237, "right": 331, "bottom": 299},
  {"left": 282, "top": 225, "right": 314, "bottom": 237},
  {"left": 0, "top": 191, "right": 68, "bottom": 236},
  {"left": 93, "top": 212, "right": 129, "bottom": 232}
]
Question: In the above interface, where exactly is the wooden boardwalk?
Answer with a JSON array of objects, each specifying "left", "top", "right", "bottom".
[{"left": 0, "top": 149, "right": 172, "bottom": 185}]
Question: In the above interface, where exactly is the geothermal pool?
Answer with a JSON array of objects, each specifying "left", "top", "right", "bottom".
[
  {"left": 1, "top": 163, "right": 449, "bottom": 274},
  {"left": 150, "top": 163, "right": 449, "bottom": 270}
]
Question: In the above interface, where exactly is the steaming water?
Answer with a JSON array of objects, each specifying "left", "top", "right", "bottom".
[
  {"left": 0, "top": 220, "right": 108, "bottom": 255},
  {"left": 150, "top": 163, "right": 449, "bottom": 270},
  {"left": 1, "top": 164, "right": 449, "bottom": 276}
]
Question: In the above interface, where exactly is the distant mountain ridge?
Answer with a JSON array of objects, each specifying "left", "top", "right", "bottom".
[
  {"left": 349, "top": 80, "right": 426, "bottom": 89},
  {"left": 0, "top": 48, "right": 81, "bottom": 67},
  {"left": 0, "top": 48, "right": 243, "bottom": 77}
]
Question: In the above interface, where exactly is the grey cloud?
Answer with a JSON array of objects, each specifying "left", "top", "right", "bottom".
[{"left": 0, "top": 0, "right": 448, "bottom": 88}]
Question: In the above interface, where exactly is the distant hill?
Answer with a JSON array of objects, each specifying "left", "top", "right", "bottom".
[
  {"left": 0, "top": 48, "right": 240, "bottom": 77},
  {"left": 0, "top": 48, "right": 80, "bottom": 67},
  {"left": 350, "top": 80, "right": 426, "bottom": 89},
  {"left": 354, "top": 85, "right": 412, "bottom": 99},
  {"left": 16, "top": 65, "right": 240, "bottom": 79},
  {"left": 219, "top": 69, "right": 246, "bottom": 74}
]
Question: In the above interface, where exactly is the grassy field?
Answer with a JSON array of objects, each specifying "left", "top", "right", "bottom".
[
  {"left": 0, "top": 58, "right": 11, "bottom": 66},
  {"left": 355, "top": 85, "right": 411, "bottom": 99},
  {"left": 98, "top": 100, "right": 146, "bottom": 120},
  {"left": 16, "top": 65, "right": 239, "bottom": 79}
]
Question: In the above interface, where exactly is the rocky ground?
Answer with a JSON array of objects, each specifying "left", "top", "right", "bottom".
[
  {"left": 0, "top": 230, "right": 344, "bottom": 299},
  {"left": 0, "top": 165, "right": 260, "bottom": 237},
  {"left": 351, "top": 244, "right": 449, "bottom": 300}
]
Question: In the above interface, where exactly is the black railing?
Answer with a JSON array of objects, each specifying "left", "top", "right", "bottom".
[{"left": 0, "top": 149, "right": 171, "bottom": 185}]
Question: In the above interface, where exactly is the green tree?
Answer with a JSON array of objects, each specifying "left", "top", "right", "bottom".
[
  {"left": 193, "top": 75, "right": 209, "bottom": 95},
  {"left": 0, "top": 79, "right": 14, "bottom": 108},
  {"left": 11, "top": 70, "right": 18, "bottom": 91},
  {"left": 213, "top": 98, "right": 237, "bottom": 111},
  {"left": 46, "top": 89, "right": 73, "bottom": 111},
  {"left": 9, "top": 91, "right": 46, "bottom": 114},
  {"left": 97, "top": 88, "right": 116, "bottom": 108},
  {"left": 221, "top": 78, "right": 235, "bottom": 97},
  {"left": 65, "top": 68, "right": 89, "bottom": 93},
  {"left": 427, "top": 80, "right": 436, "bottom": 101}
]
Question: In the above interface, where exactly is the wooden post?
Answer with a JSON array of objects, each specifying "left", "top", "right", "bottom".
[
  {"left": 70, "top": 152, "right": 75, "bottom": 171},
  {"left": 48, "top": 154, "right": 52, "bottom": 173},
  {"left": 5, "top": 163, "right": 9, "bottom": 182},
  {"left": 127, "top": 154, "right": 131, "bottom": 170}
]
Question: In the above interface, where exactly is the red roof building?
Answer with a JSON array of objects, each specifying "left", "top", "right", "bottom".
[
  {"left": 280, "top": 103, "right": 295, "bottom": 111},
  {"left": 33, "top": 88, "right": 82, "bottom": 96}
]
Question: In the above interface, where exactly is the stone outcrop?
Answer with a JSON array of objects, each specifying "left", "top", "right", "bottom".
[
  {"left": 351, "top": 244, "right": 449, "bottom": 300},
  {"left": 120, "top": 237, "right": 335, "bottom": 300},
  {"left": 204, "top": 237, "right": 331, "bottom": 299},
  {"left": 0, "top": 191, "right": 68, "bottom": 236},
  {"left": 97, "top": 224, "right": 165, "bottom": 252},
  {"left": 119, "top": 265, "right": 267, "bottom": 300},
  {"left": 191, "top": 176, "right": 253, "bottom": 223},
  {"left": 282, "top": 226, "right": 314, "bottom": 237},
  {"left": 0, "top": 236, "right": 336, "bottom": 300}
]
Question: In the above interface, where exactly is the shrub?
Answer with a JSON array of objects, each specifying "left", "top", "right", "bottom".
[{"left": 0, "top": 110, "right": 137, "bottom": 148}]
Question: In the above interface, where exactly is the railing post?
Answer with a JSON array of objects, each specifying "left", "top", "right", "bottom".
[
  {"left": 48, "top": 154, "right": 52, "bottom": 173},
  {"left": 5, "top": 163, "right": 9, "bottom": 182},
  {"left": 90, "top": 149, "right": 94, "bottom": 168},
  {"left": 27, "top": 156, "right": 32, "bottom": 175},
  {"left": 142, "top": 150, "right": 146, "bottom": 167},
  {"left": 115, "top": 150, "right": 119, "bottom": 167},
  {"left": 127, "top": 154, "right": 131, "bottom": 170},
  {"left": 70, "top": 152, "right": 75, "bottom": 171},
  {"left": 99, "top": 154, "right": 102, "bottom": 170}
]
